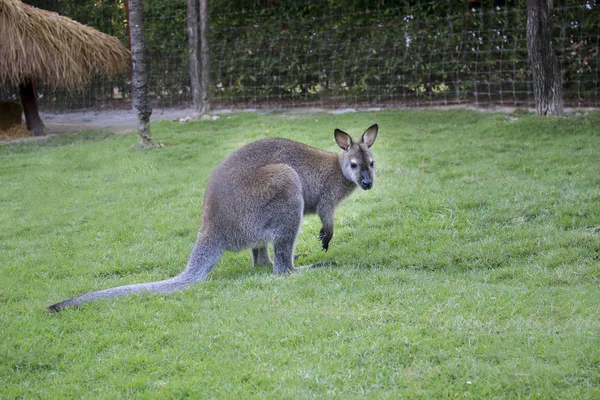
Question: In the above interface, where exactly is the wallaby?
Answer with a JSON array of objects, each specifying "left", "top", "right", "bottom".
[{"left": 46, "top": 124, "right": 378, "bottom": 312}]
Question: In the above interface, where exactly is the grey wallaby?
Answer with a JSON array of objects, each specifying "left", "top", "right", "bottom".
[{"left": 46, "top": 124, "right": 378, "bottom": 312}]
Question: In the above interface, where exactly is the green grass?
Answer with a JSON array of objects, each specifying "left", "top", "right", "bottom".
[{"left": 1, "top": 109, "right": 599, "bottom": 398}]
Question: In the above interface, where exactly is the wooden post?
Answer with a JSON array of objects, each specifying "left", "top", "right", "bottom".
[{"left": 18, "top": 78, "right": 45, "bottom": 136}]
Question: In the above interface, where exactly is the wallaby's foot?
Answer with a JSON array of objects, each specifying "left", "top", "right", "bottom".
[
  {"left": 273, "top": 239, "right": 296, "bottom": 275},
  {"left": 294, "top": 261, "right": 338, "bottom": 272},
  {"left": 294, "top": 252, "right": 309, "bottom": 261},
  {"left": 252, "top": 247, "right": 273, "bottom": 267},
  {"left": 274, "top": 267, "right": 294, "bottom": 275}
]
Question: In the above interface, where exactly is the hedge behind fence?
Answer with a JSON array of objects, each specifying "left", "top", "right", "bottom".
[{"left": 2, "top": 0, "right": 598, "bottom": 110}]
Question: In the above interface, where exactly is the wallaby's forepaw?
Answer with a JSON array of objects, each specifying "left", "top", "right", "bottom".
[{"left": 319, "top": 228, "right": 332, "bottom": 252}]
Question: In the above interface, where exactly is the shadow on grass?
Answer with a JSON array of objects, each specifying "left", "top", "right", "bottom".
[
  {"left": 0, "top": 130, "right": 117, "bottom": 155},
  {"left": 208, "top": 251, "right": 340, "bottom": 282}
]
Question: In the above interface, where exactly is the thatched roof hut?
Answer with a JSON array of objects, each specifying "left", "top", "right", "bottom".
[
  {"left": 0, "top": 0, "right": 130, "bottom": 135},
  {"left": 0, "top": 0, "right": 129, "bottom": 88}
]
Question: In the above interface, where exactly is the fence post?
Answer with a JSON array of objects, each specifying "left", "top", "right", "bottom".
[
  {"left": 187, "top": 0, "right": 201, "bottom": 115},
  {"left": 199, "top": 0, "right": 211, "bottom": 114}
]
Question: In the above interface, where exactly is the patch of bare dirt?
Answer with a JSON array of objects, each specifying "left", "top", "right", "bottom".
[{"left": 3, "top": 105, "right": 595, "bottom": 144}]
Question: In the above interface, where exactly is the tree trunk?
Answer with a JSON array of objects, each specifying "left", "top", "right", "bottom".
[
  {"left": 187, "top": 0, "right": 201, "bottom": 115},
  {"left": 526, "top": 0, "right": 563, "bottom": 116},
  {"left": 18, "top": 79, "right": 45, "bottom": 136},
  {"left": 199, "top": 0, "right": 211, "bottom": 114},
  {"left": 128, "top": 0, "right": 154, "bottom": 147}
]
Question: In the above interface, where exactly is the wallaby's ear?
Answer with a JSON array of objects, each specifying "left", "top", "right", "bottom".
[
  {"left": 361, "top": 124, "right": 378, "bottom": 148},
  {"left": 334, "top": 129, "right": 353, "bottom": 151}
]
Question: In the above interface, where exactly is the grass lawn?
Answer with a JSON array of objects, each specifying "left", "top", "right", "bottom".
[{"left": 1, "top": 109, "right": 599, "bottom": 398}]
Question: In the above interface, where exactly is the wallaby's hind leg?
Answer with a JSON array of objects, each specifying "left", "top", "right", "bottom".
[
  {"left": 272, "top": 200, "right": 303, "bottom": 275},
  {"left": 272, "top": 209, "right": 302, "bottom": 274},
  {"left": 252, "top": 246, "right": 272, "bottom": 267},
  {"left": 273, "top": 237, "right": 296, "bottom": 274}
]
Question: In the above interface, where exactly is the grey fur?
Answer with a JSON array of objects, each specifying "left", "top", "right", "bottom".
[{"left": 46, "top": 124, "right": 378, "bottom": 312}]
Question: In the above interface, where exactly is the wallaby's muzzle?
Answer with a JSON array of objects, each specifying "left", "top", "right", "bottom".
[{"left": 360, "top": 172, "right": 373, "bottom": 190}]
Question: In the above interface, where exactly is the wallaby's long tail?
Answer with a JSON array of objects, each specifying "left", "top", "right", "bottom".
[{"left": 46, "top": 238, "right": 223, "bottom": 312}]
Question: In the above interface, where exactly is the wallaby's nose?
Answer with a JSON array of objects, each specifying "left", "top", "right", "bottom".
[{"left": 361, "top": 179, "right": 373, "bottom": 190}]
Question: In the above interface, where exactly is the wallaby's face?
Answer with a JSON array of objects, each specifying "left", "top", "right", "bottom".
[{"left": 335, "top": 124, "right": 378, "bottom": 190}]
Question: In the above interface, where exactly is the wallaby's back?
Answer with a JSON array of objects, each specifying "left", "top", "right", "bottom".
[{"left": 209, "top": 138, "right": 353, "bottom": 214}]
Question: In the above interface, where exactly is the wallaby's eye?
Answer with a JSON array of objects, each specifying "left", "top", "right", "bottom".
[
  {"left": 350, "top": 162, "right": 358, "bottom": 169},
  {"left": 370, "top": 161, "right": 375, "bottom": 167}
]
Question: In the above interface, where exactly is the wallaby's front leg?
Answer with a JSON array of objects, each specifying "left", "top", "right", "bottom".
[{"left": 317, "top": 205, "right": 335, "bottom": 252}]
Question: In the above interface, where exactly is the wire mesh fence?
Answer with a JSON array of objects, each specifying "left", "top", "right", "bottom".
[{"left": 1, "top": 0, "right": 598, "bottom": 111}]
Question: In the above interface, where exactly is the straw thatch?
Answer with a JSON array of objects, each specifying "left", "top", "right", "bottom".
[
  {"left": 0, "top": 124, "right": 31, "bottom": 141},
  {"left": 0, "top": 0, "right": 129, "bottom": 89}
]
